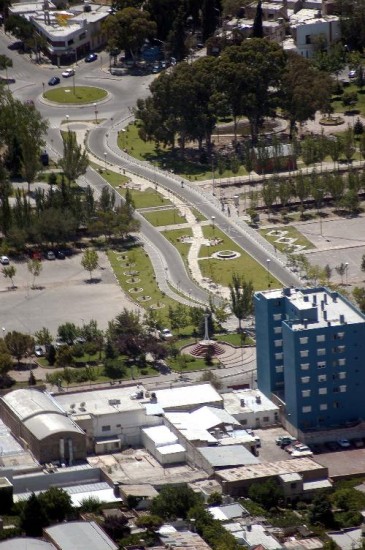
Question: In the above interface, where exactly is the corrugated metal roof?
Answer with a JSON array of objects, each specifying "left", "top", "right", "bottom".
[
  {"left": 44, "top": 521, "right": 118, "bottom": 550},
  {"left": 24, "top": 413, "right": 84, "bottom": 441},
  {"left": 154, "top": 384, "right": 222, "bottom": 410},
  {"left": 0, "top": 538, "right": 55, "bottom": 550},
  {"left": 2, "top": 389, "right": 62, "bottom": 421},
  {"left": 199, "top": 445, "right": 260, "bottom": 468}
]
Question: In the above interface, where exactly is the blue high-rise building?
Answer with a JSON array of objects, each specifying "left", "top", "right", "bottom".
[{"left": 255, "top": 287, "right": 365, "bottom": 432}]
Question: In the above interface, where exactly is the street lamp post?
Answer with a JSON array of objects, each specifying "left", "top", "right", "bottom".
[
  {"left": 211, "top": 156, "right": 215, "bottom": 196},
  {"left": 345, "top": 262, "right": 349, "bottom": 285},
  {"left": 66, "top": 114, "right": 69, "bottom": 129},
  {"left": 93, "top": 103, "right": 98, "bottom": 124},
  {"left": 104, "top": 152, "right": 107, "bottom": 170},
  {"left": 266, "top": 259, "right": 271, "bottom": 286},
  {"left": 121, "top": 128, "right": 126, "bottom": 150},
  {"left": 211, "top": 215, "right": 216, "bottom": 239}
]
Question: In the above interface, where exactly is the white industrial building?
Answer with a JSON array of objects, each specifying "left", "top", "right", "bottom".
[
  {"left": 54, "top": 386, "right": 162, "bottom": 453},
  {"left": 141, "top": 425, "right": 186, "bottom": 465},
  {"left": 222, "top": 389, "right": 279, "bottom": 427},
  {"left": 154, "top": 384, "right": 223, "bottom": 411}
]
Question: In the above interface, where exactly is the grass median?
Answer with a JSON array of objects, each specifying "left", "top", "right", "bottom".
[{"left": 44, "top": 86, "right": 107, "bottom": 104}]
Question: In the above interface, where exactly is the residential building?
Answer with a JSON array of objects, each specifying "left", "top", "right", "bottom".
[
  {"left": 255, "top": 287, "right": 365, "bottom": 432},
  {"left": 9, "top": 2, "right": 109, "bottom": 64},
  {"left": 44, "top": 521, "right": 118, "bottom": 550},
  {"left": 288, "top": 9, "right": 341, "bottom": 58},
  {"left": 222, "top": 389, "right": 279, "bottom": 427}
]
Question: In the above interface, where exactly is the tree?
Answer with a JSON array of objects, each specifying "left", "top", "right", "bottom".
[
  {"left": 280, "top": 52, "right": 332, "bottom": 138},
  {"left": 2, "top": 264, "right": 16, "bottom": 288},
  {"left": 55, "top": 347, "right": 74, "bottom": 369},
  {"left": 151, "top": 485, "right": 202, "bottom": 520},
  {"left": 135, "top": 514, "right": 163, "bottom": 533},
  {"left": 353, "top": 287, "right": 365, "bottom": 312},
  {"left": 47, "top": 344, "right": 56, "bottom": 366},
  {"left": 20, "top": 493, "right": 49, "bottom": 536},
  {"left": 229, "top": 274, "right": 254, "bottom": 331},
  {"left": 308, "top": 494, "right": 334, "bottom": 527},
  {"left": 38, "top": 487, "right": 73, "bottom": 522},
  {"left": 324, "top": 264, "right": 332, "bottom": 282},
  {"left": 79, "top": 496, "right": 102, "bottom": 513},
  {"left": 103, "top": 514, "right": 130, "bottom": 541},
  {"left": 0, "top": 339, "right": 13, "bottom": 375},
  {"left": 4, "top": 331, "right": 33, "bottom": 365},
  {"left": 81, "top": 249, "right": 99, "bottom": 281},
  {"left": 27, "top": 259, "right": 42, "bottom": 289},
  {"left": 252, "top": 0, "right": 263, "bottom": 38},
  {"left": 34, "top": 327, "right": 52, "bottom": 346},
  {"left": 361, "top": 254, "right": 365, "bottom": 275},
  {"left": 335, "top": 262, "right": 347, "bottom": 285},
  {"left": 102, "top": 8, "right": 157, "bottom": 61},
  {"left": 248, "top": 479, "right": 283, "bottom": 510},
  {"left": 57, "top": 322, "right": 78, "bottom": 345},
  {"left": 28, "top": 370, "right": 36, "bottom": 386},
  {"left": 58, "top": 130, "right": 88, "bottom": 185}
]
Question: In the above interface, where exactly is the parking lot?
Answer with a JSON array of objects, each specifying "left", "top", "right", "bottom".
[{"left": 0, "top": 251, "right": 140, "bottom": 336}]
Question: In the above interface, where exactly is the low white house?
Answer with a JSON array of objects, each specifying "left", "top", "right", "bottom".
[
  {"left": 141, "top": 425, "right": 186, "bottom": 465},
  {"left": 289, "top": 9, "right": 341, "bottom": 58}
]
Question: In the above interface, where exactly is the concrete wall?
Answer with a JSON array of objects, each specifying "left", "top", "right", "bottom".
[{"left": 12, "top": 466, "right": 102, "bottom": 494}]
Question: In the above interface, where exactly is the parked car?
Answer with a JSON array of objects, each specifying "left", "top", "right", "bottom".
[
  {"left": 292, "top": 447, "right": 313, "bottom": 458},
  {"left": 46, "top": 251, "right": 56, "bottom": 260},
  {"left": 337, "top": 438, "right": 351, "bottom": 448},
  {"left": 0, "top": 76, "right": 16, "bottom": 84},
  {"left": 326, "top": 441, "right": 340, "bottom": 452},
  {"left": 275, "top": 435, "right": 296, "bottom": 446},
  {"left": 348, "top": 69, "right": 357, "bottom": 79},
  {"left": 62, "top": 68, "right": 75, "bottom": 78},
  {"left": 351, "top": 438, "right": 364, "bottom": 448},
  {"left": 8, "top": 41, "right": 23, "bottom": 50},
  {"left": 48, "top": 76, "right": 60, "bottom": 86},
  {"left": 0, "top": 255, "right": 9, "bottom": 265},
  {"left": 160, "top": 328, "right": 173, "bottom": 340},
  {"left": 56, "top": 250, "right": 65, "bottom": 259},
  {"left": 85, "top": 53, "right": 98, "bottom": 62},
  {"left": 34, "top": 345, "right": 45, "bottom": 357}
]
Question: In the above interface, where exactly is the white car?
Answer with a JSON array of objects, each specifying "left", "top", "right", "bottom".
[
  {"left": 0, "top": 256, "right": 9, "bottom": 265},
  {"left": 337, "top": 438, "right": 351, "bottom": 448},
  {"left": 62, "top": 68, "right": 75, "bottom": 78},
  {"left": 160, "top": 328, "right": 173, "bottom": 340}
]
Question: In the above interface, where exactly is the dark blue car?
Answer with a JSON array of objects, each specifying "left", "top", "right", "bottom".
[
  {"left": 48, "top": 76, "right": 60, "bottom": 86},
  {"left": 85, "top": 53, "right": 98, "bottom": 62}
]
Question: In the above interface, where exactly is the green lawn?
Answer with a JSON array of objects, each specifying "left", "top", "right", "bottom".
[
  {"left": 191, "top": 208, "right": 206, "bottom": 222},
  {"left": 142, "top": 208, "right": 187, "bottom": 227},
  {"left": 121, "top": 188, "right": 172, "bottom": 209},
  {"left": 108, "top": 247, "right": 180, "bottom": 323},
  {"left": 37, "top": 172, "right": 64, "bottom": 185},
  {"left": 161, "top": 228, "right": 193, "bottom": 264},
  {"left": 199, "top": 225, "right": 281, "bottom": 290},
  {"left": 331, "top": 84, "right": 365, "bottom": 116},
  {"left": 215, "top": 333, "right": 255, "bottom": 346},
  {"left": 89, "top": 162, "right": 130, "bottom": 186},
  {"left": 169, "top": 354, "right": 216, "bottom": 372},
  {"left": 119, "top": 122, "right": 248, "bottom": 181},
  {"left": 44, "top": 86, "right": 107, "bottom": 104},
  {"left": 259, "top": 226, "right": 315, "bottom": 252}
]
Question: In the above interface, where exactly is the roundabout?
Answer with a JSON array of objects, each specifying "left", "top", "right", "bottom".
[{"left": 43, "top": 86, "right": 108, "bottom": 105}]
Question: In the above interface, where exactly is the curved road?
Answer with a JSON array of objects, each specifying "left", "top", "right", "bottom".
[{"left": 2, "top": 29, "right": 301, "bottom": 305}]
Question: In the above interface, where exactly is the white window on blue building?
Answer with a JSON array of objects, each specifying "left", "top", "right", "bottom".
[
  {"left": 300, "top": 350, "right": 309, "bottom": 358},
  {"left": 319, "top": 387, "right": 327, "bottom": 395},
  {"left": 302, "top": 406, "right": 312, "bottom": 413},
  {"left": 318, "top": 374, "right": 327, "bottom": 382},
  {"left": 274, "top": 327, "right": 282, "bottom": 334},
  {"left": 300, "top": 337, "right": 309, "bottom": 345},
  {"left": 320, "top": 404, "right": 328, "bottom": 411},
  {"left": 333, "top": 332, "right": 345, "bottom": 340},
  {"left": 339, "top": 372, "right": 346, "bottom": 379},
  {"left": 302, "top": 389, "right": 311, "bottom": 397},
  {"left": 317, "top": 361, "right": 326, "bottom": 369},
  {"left": 332, "top": 345, "right": 346, "bottom": 353},
  {"left": 273, "top": 313, "right": 282, "bottom": 321},
  {"left": 301, "top": 363, "right": 310, "bottom": 370},
  {"left": 317, "top": 348, "right": 326, "bottom": 356},
  {"left": 275, "top": 352, "right": 283, "bottom": 360},
  {"left": 338, "top": 358, "right": 346, "bottom": 366},
  {"left": 301, "top": 376, "right": 310, "bottom": 384},
  {"left": 316, "top": 335, "right": 325, "bottom": 342},
  {"left": 275, "top": 365, "right": 284, "bottom": 373},
  {"left": 340, "top": 385, "right": 347, "bottom": 392},
  {"left": 274, "top": 339, "right": 283, "bottom": 348}
]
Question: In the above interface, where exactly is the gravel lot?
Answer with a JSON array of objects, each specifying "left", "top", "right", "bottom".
[{"left": 0, "top": 251, "right": 140, "bottom": 336}]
